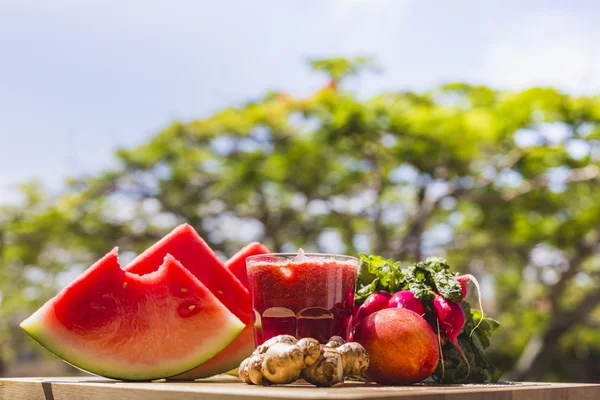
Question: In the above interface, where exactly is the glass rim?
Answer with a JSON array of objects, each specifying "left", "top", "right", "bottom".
[{"left": 246, "top": 252, "right": 359, "bottom": 263}]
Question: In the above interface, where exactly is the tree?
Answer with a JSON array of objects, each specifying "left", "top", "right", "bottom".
[{"left": 1, "top": 58, "right": 600, "bottom": 381}]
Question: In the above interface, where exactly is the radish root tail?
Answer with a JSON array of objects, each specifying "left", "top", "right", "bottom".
[
  {"left": 461, "top": 274, "right": 485, "bottom": 337},
  {"left": 449, "top": 338, "right": 470, "bottom": 380},
  {"left": 436, "top": 318, "right": 445, "bottom": 382}
]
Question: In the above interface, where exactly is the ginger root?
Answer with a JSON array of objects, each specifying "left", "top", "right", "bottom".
[
  {"left": 297, "top": 337, "right": 321, "bottom": 366},
  {"left": 301, "top": 346, "right": 344, "bottom": 387},
  {"left": 325, "top": 336, "right": 346, "bottom": 348},
  {"left": 338, "top": 342, "right": 370, "bottom": 377},
  {"left": 238, "top": 357, "right": 251, "bottom": 384},
  {"left": 247, "top": 354, "right": 269, "bottom": 385},
  {"left": 239, "top": 335, "right": 369, "bottom": 387},
  {"left": 262, "top": 342, "right": 305, "bottom": 384},
  {"left": 256, "top": 334, "right": 298, "bottom": 355}
]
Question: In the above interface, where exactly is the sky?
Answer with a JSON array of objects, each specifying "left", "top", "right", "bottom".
[{"left": 1, "top": 0, "right": 599, "bottom": 204}]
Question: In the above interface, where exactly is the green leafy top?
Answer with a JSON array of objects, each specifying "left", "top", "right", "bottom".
[
  {"left": 356, "top": 255, "right": 463, "bottom": 303},
  {"left": 356, "top": 254, "right": 404, "bottom": 301},
  {"left": 427, "top": 258, "right": 464, "bottom": 303}
]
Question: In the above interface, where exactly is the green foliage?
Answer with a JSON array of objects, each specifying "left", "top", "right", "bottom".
[
  {"left": 2, "top": 58, "right": 600, "bottom": 380},
  {"left": 309, "top": 56, "right": 377, "bottom": 81},
  {"left": 355, "top": 254, "right": 403, "bottom": 301},
  {"left": 403, "top": 263, "right": 436, "bottom": 301},
  {"left": 357, "top": 256, "right": 464, "bottom": 303}
]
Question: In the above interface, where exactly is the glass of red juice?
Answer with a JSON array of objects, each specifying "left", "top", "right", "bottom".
[{"left": 246, "top": 251, "right": 358, "bottom": 345}]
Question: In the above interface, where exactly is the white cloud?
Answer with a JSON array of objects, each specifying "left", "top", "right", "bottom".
[{"left": 481, "top": 10, "right": 600, "bottom": 94}]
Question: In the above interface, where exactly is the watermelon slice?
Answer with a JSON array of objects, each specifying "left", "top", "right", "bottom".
[
  {"left": 20, "top": 249, "right": 244, "bottom": 381},
  {"left": 125, "top": 224, "right": 254, "bottom": 379},
  {"left": 225, "top": 241, "right": 270, "bottom": 290}
]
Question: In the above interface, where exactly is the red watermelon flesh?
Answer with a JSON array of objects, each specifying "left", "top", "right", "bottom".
[
  {"left": 20, "top": 249, "right": 245, "bottom": 381},
  {"left": 225, "top": 242, "right": 270, "bottom": 290},
  {"left": 125, "top": 224, "right": 254, "bottom": 378}
]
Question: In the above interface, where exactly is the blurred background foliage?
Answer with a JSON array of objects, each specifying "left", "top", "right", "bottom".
[{"left": 2, "top": 58, "right": 600, "bottom": 381}]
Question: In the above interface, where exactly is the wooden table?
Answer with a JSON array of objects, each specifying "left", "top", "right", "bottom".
[{"left": 2, "top": 375, "right": 599, "bottom": 400}]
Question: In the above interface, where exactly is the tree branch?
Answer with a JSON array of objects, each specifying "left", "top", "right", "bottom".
[
  {"left": 394, "top": 184, "right": 427, "bottom": 260},
  {"left": 393, "top": 182, "right": 467, "bottom": 260},
  {"left": 372, "top": 182, "right": 390, "bottom": 256},
  {"left": 502, "top": 165, "right": 599, "bottom": 201},
  {"left": 548, "top": 233, "right": 600, "bottom": 313},
  {"left": 257, "top": 189, "right": 283, "bottom": 251}
]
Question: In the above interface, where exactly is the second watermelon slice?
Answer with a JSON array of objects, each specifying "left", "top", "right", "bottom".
[
  {"left": 225, "top": 241, "right": 270, "bottom": 290},
  {"left": 125, "top": 224, "right": 254, "bottom": 378}
]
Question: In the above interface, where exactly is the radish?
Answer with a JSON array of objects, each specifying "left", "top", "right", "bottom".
[
  {"left": 352, "top": 291, "right": 391, "bottom": 327},
  {"left": 388, "top": 290, "right": 426, "bottom": 316},
  {"left": 433, "top": 295, "right": 470, "bottom": 379},
  {"left": 454, "top": 274, "right": 485, "bottom": 336}
]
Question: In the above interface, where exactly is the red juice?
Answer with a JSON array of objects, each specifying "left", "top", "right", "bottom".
[{"left": 246, "top": 253, "right": 358, "bottom": 345}]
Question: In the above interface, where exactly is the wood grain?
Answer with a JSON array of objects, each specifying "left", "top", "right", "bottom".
[{"left": 1, "top": 375, "right": 599, "bottom": 400}]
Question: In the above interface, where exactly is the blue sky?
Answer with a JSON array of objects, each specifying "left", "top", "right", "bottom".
[{"left": 1, "top": 0, "right": 599, "bottom": 203}]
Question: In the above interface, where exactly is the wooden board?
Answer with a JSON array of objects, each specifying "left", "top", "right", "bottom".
[{"left": 1, "top": 375, "right": 600, "bottom": 400}]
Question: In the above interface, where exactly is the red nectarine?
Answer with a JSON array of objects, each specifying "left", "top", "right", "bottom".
[{"left": 353, "top": 308, "right": 439, "bottom": 385}]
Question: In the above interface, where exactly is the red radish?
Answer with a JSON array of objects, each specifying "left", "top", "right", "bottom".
[
  {"left": 388, "top": 290, "right": 426, "bottom": 316},
  {"left": 352, "top": 291, "right": 391, "bottom": 327},
  {"left": 433, "top": 295, "right": 470, "bottom": 379},
  {"left": 454, "top": 274, "right": 485, "bottom": 336}
]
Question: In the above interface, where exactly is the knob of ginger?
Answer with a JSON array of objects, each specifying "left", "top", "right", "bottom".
[
  {"left": 338, "top": 342, "right": 370, "bottom": 377},
  {"left": 301, "top": 346, "right": 344, "bottom": 387},
  {"left": 262, "top": 342, "right": 305, "bottom": 384},
  {"left": 297, "top": 337, "right": 321, "bottom": 366},
  {"left": 238, "top": 335, "right": 369, "bottom": 387}
]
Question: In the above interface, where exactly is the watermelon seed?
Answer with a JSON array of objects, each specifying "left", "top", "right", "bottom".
[
  {"left": 122, "top": 282, "right": 127, "bottom": 289},
  {"left": 188, "top": 305, "right": 196, "bottom": 311},
  {"left": 181, "top": 288, "right": 188, "bottom": 293}
]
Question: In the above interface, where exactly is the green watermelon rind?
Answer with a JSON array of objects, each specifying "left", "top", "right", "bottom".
[{"left": 20, "top": 303, "right": 245, "bottom": 381}]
